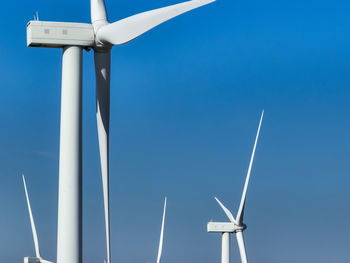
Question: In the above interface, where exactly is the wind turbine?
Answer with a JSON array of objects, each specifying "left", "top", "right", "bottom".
[
  {"left": 22, "top": 175, "right": 54, "bottom": 263},
  {"left": 207, "top": 111, "right": 264, "bottom": 263},
  {"left": 156, "top": 197, "right": 167, "bottom": 263},
  {"left": 26, "top": 1, "right": 215, "bottom": 263}
]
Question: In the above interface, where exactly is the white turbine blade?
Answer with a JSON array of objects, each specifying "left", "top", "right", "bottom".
[
  {"left": 22, "top": 175, "right": 41, "bottom": 259},
  {"left": 214, "top": 197, "right": 236, "bottom": 224},
  {"left": 91, "top": 0, "right": 108, "bottom": 24},
  {"left": 95, "top": 51, "right": 111, "bottom": 263},
  {"left": 41, "top": 260, "right": 54, "bottom": 263},
  {"left": 236, "top": 231, "right": 248, "bottom": 263},
  {"left": 236, "top": 111, "right": 264, "bottom": 224},
  {"left": 156, "top": 197, "right": 167, "bottom": 263},
  {"left": 96, "top": 0, "right": 216, "bottom": 45}
]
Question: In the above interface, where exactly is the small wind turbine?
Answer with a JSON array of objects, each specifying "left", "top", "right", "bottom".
[
  {"left": 26, "top": 1, "right": 215, "bottom": 263},
  {"left": 156, "top": 197, "right": 167, "bottom": 263},
  {"left": 207, "top": 111, "right": 264, "bottom": 263},
  {"left": 22, "top": 175, "right": 53, "bottom": 263}
]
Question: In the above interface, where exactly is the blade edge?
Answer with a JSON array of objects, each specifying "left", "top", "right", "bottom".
[
  {"left": 236, "top": 110, "right": 264, "bottom": 223},
  {"left": 22, "top": 175, "right": 41, "bottom": 259}
]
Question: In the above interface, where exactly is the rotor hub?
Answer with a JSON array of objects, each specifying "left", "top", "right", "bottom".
[{"left": 234, "top": 223, "right": 247, "bottom": 233}]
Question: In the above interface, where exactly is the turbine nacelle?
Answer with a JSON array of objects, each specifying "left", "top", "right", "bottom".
[
  {"left": 207, "top": 222, "right": 247, "bottom": 233},
  {"left": 26, "top": 21, "right": 95, "bottom": 49},
  {"left": 207, "top": 222, "right": 235, "bottom": 233}
]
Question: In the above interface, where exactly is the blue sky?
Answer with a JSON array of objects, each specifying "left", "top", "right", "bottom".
[{"left": 0, "top": 0, "right": 350, "bottom": 262}]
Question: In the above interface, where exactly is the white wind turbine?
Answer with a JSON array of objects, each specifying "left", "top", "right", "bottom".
[
  {"left": 26, "top": 1, "right": 215, "bottom": 263},
  {"left": 22, "top": 175, "right": 53, "bottom": 263},
  {"left": 207, "top": 111, "right": 264, "bottom": 263}
]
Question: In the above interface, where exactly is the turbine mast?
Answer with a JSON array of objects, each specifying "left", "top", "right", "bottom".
[
  {"left": 221, "top": 232, "right": 230, "bottom": 263},
  {"left": 56, "top": 46, "right": 83, "bottom": 263}
]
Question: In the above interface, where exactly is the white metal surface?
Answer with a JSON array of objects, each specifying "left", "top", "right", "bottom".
[
  {"left": 56, "top": 46, "right": 83, "bottom": 263},
  {"left": 91, "top": 0, "right": 108, "bottom": 32},
  {"left": 221, "top": 232, "right": 230, "bottom": 263},
  {"left": 214, "top": 197, "right": 236, "bottom": 224},
  {"left": 207, "top": 222, "right": 235, "bottom": 233},
  {"left": 156, "top": 197, "right": 167, "bottom": 263},
  {"left": 91, "top": 0, "right": 108, "bottom": 24},
  {"left": 236, "top": 110, "right": 264, "bottom": 224},
  {"left": 22, "top": 175, "right": 41, "bottom": 259},
  {"left": 95, "top": 0, "right": 216, "bottom": 45},
  {"left": 27, "top": 21, "right": 94, "bottom": 48},
  {"left": 236, "top": 231, "right": 247, "bottom": 263}
]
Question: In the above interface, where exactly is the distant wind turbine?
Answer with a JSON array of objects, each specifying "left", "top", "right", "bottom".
[
  {"left": 207, "top": 111, "right": 264, "bottom": 263},
  {"left": 22, "top": 175, "right": 53, "bottom": 263}
]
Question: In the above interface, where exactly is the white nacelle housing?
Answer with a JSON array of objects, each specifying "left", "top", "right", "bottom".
[
  {"left": 207, "top": 222, "right": 236, "bottom": 233},
  {"left": 27, "top": 21, "right": 95, "bottom": 48}
]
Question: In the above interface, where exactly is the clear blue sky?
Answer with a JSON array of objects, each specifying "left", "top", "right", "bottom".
[{"left": 0, "top": 0, "right": 349, "bottom": 262}]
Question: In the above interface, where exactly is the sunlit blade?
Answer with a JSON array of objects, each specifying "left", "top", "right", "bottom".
[
  {"left": 95, "top": 51, "right": 111, "bottom": 263},
  {"left": 96, "top": 0, "right": 216, "bottom": 45},
  {"left": 22, "top": 175, "right": 41, "bottom": 259},
  {"left": 41, "top": 260, "right": 54, "bottom": 263},
  {"left": 214, "top": 197, "right": 236, "bottom": 224},
  {"left": 236, "top": 111, "right": 264, "bottom": 224},
  {"left": 156, "top": 197, "right": 167, "bottom": 263},
  {"left": 236, "top": 231, "right": 248, "bottom": 263},
  {"left": 91, "top": 0, "right": 108, "bottom": 24}
]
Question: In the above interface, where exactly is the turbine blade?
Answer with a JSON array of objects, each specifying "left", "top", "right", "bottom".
[
  {"left": 95, "top": 51, "right": 111, "bottom": 263},
  {"left": 236, "top": 231, "right": 248, "bottom": 263},
  {"left": 91, "top": 0, "right": 108, "bottom": 24},
  {"left": 22, "top": 175, "right": 41, "bottom": 259},
  {"left": 236, "top": 111, "right": 264, "bottom": 224},
  {"left": 156, "top": 197, "right": 167, "bottom": 263},
  {"left": 96, "top": 0, "right": 216, "bottom": 45},
  {"left": 214, "top": 197, "right": 236, "bottom": 224}
]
